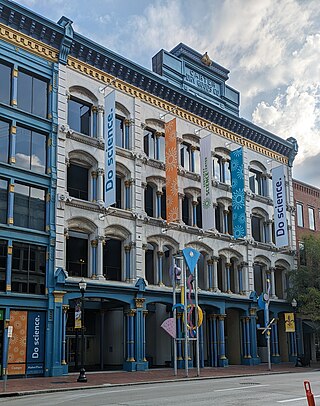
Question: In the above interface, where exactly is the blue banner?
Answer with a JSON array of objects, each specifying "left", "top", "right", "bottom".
[
  {"left": 230, "top": 147, "right": 246, "bottom": 238},
  {"left": 104, "top": 91, "right": 116, "bottom": 207},
  {"left": 27, "top": 311, "right": 45, "bottom": 374},
  {"left": 182, "top": 247, "right": 200, "bottom": 274}
]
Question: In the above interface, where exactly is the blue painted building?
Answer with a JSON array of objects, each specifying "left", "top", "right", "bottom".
[{"left": 0, "top": 0, "right": 302, "bottom": 378}]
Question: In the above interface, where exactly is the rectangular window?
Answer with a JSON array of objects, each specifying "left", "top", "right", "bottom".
[
  {"left": 0, "top": 61, "right": 11, "bottom": 104},
  {"left": 17, "top": 70, "right": 48, "bottom": 118},
  {"left": 308, "top": 207, "right": 315, "bottom": 230},
  {"left": 14, "top": 183, "right": 45, "bottom": 231},
  {"left": 0, "top": 179, "right": 8, "bottom": 224},
  {"left": 0, "top": 240, "right": 7, "bottom": 291},
  {"left": 296, "top": 203, "right": 304, "bottom": 227},
  {"left": 115, "top": 115, "right": 125, "bottom": 148},
  {"left": 143, "top": 129, "right": 156, "bottom": 159},
  {"left": 67, "top": 164, "right": 89, "bottom": 200},
  {"left": 0, "top": 119, "right": 10, "bottom": 164},
  {"left": 66, "top": 234, "right": 88, "bottom": 277},
  {"left": 16, "top": 126, "right": 47, "bottom": 174},
  {"left": 11, "top": 242, "right": 46, "bottom": 294},
  {"left": 68, "top": 97, "right": 92, "bottom": 136}
]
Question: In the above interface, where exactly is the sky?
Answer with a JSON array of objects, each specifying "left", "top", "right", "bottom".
[{"left": 15, "top": 0, "right": 320, "bottom": 188}]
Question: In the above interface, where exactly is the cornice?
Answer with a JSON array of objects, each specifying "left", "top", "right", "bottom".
[
  {"left": 67, "top": 56, "right": 288, "bottom": 164},
  {"left": 0, "top": 22, "right": 58, "bottom": 61}
]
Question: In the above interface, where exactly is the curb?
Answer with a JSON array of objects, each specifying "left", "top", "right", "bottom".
[{"left": 0, "top": 369, "right": 301, "bottom": 398}]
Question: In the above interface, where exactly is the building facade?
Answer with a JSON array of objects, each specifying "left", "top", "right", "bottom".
[{"left": 0, "top": 0, "right": 300, "bottom": 377}]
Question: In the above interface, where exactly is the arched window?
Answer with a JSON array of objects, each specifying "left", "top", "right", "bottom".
[
  {"left": 215, "top": 204, "right": 223, "bottom": 233},
  {"left": 161, "top": 187, "right": 166, "bottom": 220},
  {"left": 103, "top": 238, "right": 122, "bottom": 281},
  {"left": 67, "top": 163, "right": 89, "bottom": 200},
  {"left": 162, "top": 245, "right": 173, "bottom": 287},
  {"left": 227, "top": 206, "right": 233, "bottom": 235},
  {"left": 145, "top": 243, "right": 156, "bottom": 285},
  {"left": 249, "top": 169, "right": 268, "bottom": 196},
  {"left": 182, "top": 195, "right": 192, "bottom": 225},
  {"left": 180, "top": 143, "right": 192, "bottom": 171},
  {"left": 213, "top": 156, "right": 231, "bottom": 184},
  {"left": 253, "top": 263, "right": 264, "bottom": 295},
  {"left": 115, "top": 115, "right": 125, "bottom": 148},
  {"left": 144, "top": 129, "right": 165, "bottom": 161},
  {"left": 198, "top": 252, "right": 206, "bottom": 290},
  {"left": 196, "top": 197, "right": 202, "bottom": 228},
  {"left": 68, "top": 96, "right": 92, "bottom": 136},
  {"left": 145, "top": 184, "right": 155, "bottom": 217},
  {"left": 66, "top": 231, "right": 89, "bottom": 277},
  {"left": 251, "top": 211, "right": 269, "bottom": 243}
]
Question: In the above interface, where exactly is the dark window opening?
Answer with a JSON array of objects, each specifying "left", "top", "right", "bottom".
[
  {"left": 11, "top": 242, "right": 46, "bottom": 294},
  {"left": 17, "top": 70, "right": 48, "bottom": 118},
  {"left": 103, "top": 239, "right": 122, "bottom": 281},
  {"left": 14, "top": 183, "right": 45, "bottom": 231},
  {"left": 0, "top": 240, "right": 7, "bottom": 291},
  {"left": 0, "top": 120, "right": 10, "bottom": 164},
  {"left": 67, "top": 164, "right": 89, "bottom": 200},
  {"left": 145, "top": 184, "right": 154, "bottom": 217},
  {"left": 143, "top": 129, "right": 156, "bottom": 159},
  {"left": 68, "top": 97, "right": 92, "bottom": 136},
  {"left": 196, "top": 197, "right": 202, "bottom": 228},
  {"left": 0, "top": 179, "right": 8, "bottom": 224},
  {"left": 254, "top": 264, "right": 263, "bottom": 296},
  {"left": 66, "top": 235, "right": 88, "bottom": 277},
  {"left": 252, "top": 215, "right": 262, "bottom": 242},
  {"left": 115, "top": 115, "right": 125, "bottom": 148},
  {"left": 145, "top": 243, "right": 155, "bottom": 285},
  {"left": 0, "top": 61, "right": 11, "bottom": 104},
  {"left": 161, "top": 188, "right": 166, "bottom": 220},
  {"left": 182, "top": 196, "right": 191, "bottom": 225}
]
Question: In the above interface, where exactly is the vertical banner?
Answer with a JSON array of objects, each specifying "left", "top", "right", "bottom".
[
  {"left": 165, "top": 118, "right": 179, "bottom": 223},
  {"left": 27, "top": 312, "right": 45, "bottom": 375},
  {"left": 284, "top": 313, "right": 295, "bottom": 333},
  {"left": 8, "top": 310, "right": 27, "bottom": 375},
  {"left": 104, "top": 91, "right": 116, "bottom": 207},
  {"left": 75, "top": 302, "right": 82, "bottom": 329},
  {"left": 272, "top": 165, "right": 288, "bottom": 247},
  {"left": 230, "top": 147, "right": 246, "bottom": 238},
  {"left": 200, "top": 134, "right": 214, "bottom": 231}
]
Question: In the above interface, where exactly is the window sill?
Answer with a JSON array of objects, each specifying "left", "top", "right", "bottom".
[{"left": 66, "top": 130, "right": 105, "bottom": 150}]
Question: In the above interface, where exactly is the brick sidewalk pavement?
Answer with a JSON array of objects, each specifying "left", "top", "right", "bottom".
[{"left": 0, "top": 362, "right": 318, "bottom": 398}]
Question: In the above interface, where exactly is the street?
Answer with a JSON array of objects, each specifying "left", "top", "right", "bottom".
[{"left": 0, "top": 371, "right": 319, "bottom": 405}]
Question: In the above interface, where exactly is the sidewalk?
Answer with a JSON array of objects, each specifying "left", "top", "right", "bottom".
[{"left": 0, "top": 363, "right": 318, "bottom": 398}]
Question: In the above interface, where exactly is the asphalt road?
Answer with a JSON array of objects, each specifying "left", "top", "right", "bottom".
[{"left": 1, "top": 371, "right": 320, "bottom": 405}]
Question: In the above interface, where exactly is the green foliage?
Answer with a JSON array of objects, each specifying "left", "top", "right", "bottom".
[{"left": 289, "top": 235, "right": 320, "bottom": 321}]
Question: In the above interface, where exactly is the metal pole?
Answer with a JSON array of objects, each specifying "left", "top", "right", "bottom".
[
  {"left": 195, "top": 264, "right": 200, "bottom": 377},
  {"left": 183, "top": 261, "right": 189, "bottom": 378},
  {"left": 173, "top": 256, "right": 177, "bottom": 376},
  {"left": 265, "top": 278, "right": 271, "bottom": 371},
  {"left": 77, "top": 289, "right": 87, "bottom": 382}
]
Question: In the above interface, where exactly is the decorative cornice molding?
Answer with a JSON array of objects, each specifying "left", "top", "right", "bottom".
[{"left": 0, "top": 23, "right": 58, "bottom": 61}]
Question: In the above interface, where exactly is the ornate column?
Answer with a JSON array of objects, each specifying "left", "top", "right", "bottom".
[
  {"left": 207, "top": 259, "right": 213, "bottom": 291},
  {"left": 212, "top": 203, "right": 217, "bottom": 230},
  {"left": 124, "top": 119, "right": 130, "bottom": 149},
  {"left": 9, "top": 122, "right": 16, "bottom": 165},
  {"left": 270, "top": 267, "right": 277, "bottom": 298},
  {"left": 223, "top": 209, "right": 229, "bottom": 234},
  {"left": 100, "top": 309, "right": 105, "bottom": 370},
  {"left": 6, "top": 241, "right": 12, "bottom": 292},
  {"left": 191, "top": 146, "right": 196, "bottom": 172},
  {"left": 96, "top": 237, "right": 105, "bottom": 279},
  {"left": 91, "top": 171, "right": 97, "bottom": 202},
  {"left": 249, "top": 308, "right": 259, "bottom": 362},
  {"left": 176, "top": 313, "right": 183, "bottom": 368},
  {"left": 131, "top": 298, "right": 148, "bottom": 371},
  {"left": 157, "top": 251, "right": 164, "bottom": 286},
  {"left": 97, "top": 168, "right": 104, "bottom": 204},
  {"left": 45, "top": 192, "right": 51, "bottom": 232},
  {"left": 218, "top": 314, "right": 228, "bottom": 367},
  {"left": 192, "top": 200, "right": 198, "bottom": 227},
  {"left": 156, "top": 190, "right": 163, "bottom": 218},
  {"left": 124, "top": 244, "right": 131, "bottom": 282},
  {"left": 241, "top": 262, "right": 249, "bottom": 295},
  {"left": 61, "top": 305, "right": 69, "bottom": 365},
  {"left": 225, "top": 262, "right": 231, "bottom": 293},
  {"left": 124, "top": 179, "right": 132, "bottom": 210},
  {"left": 199, "top": 324, "right": 204, "bottom": 368},
  {"left": 7, "top": 181, "right": 14, "bottom": 225},
  {"left": 178, "top": 193, "right": 184, "bottom": 223},
  {"left": 155, "top": 131, "right": 162, "bottom": 160},
  {"left": 266, "top": 220, "right": 273, "bottom": 243},
  {"left": 241, "top": 317, "right": 248, "bottom": 358},
  {"left": 238, "top": 266, "right": 243, "bottom": 293},
  {"left": 92, "top": 106, "right": 98, "bottom": 138},
  {"left": 97, "top": 105, "right": 104, "bottom": 142},
  {"left": 91, "top": 239, "right": 98, "bottom": 278},
  {"left": 124, "top": 309, "right": 136, "bottom": 366},
  {"left": 11, "top": 66, "right": 18, "bottom": 107},
  {"left": 245, "top": 317, "right": 251, "bottom": 359},
  {"left": 212, "top": 256, "right": 220, "bottom": 292}
]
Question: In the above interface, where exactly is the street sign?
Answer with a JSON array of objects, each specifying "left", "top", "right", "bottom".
[{"left": 7, "top": 326, "right": 13, "bottom": 338}]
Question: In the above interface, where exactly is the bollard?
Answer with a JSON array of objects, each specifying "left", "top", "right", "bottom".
[{"left": 304, "top": 381, "right": 316, "bottom": 406}]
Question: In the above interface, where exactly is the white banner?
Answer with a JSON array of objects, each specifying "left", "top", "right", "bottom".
[
  {"left": 272, "top": 165, "right": 288, "bottom": 247},
  {"left": 104, "top": 91, "right": 116, "bottom": 207},
  {"left": 200, "top": 134, "right": 214, "bottom": 231}
]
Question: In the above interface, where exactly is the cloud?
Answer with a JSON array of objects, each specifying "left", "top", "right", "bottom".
[{"left": 293, "top": 153, "right": 320, "bottom": 188}]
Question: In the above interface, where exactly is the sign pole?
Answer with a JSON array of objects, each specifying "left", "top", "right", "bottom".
[{"left": 3, "top": 324, "right": 13, "bottom": 392}]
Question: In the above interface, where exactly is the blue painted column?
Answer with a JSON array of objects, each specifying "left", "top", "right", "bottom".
[
  {"left": 208, "top": 315, "right": 214, "bottom": 366},
  {"left": 191, "top": 147, "right": 195, "bottom": 172},
  {"left": 249, "top": 308, "right": 259, "bottom": 364},
  {"left": 213, "top": 315, "right": 218, "bottom": 367},
  {"left": 92, "top": 106, "right": 98, "bottom": 137},
  {"left": 176, "top": 313, "right": 183, "bottom": 368},
  {"left": 225, "top": 262, "right": 231, "bottom": 293},
  {"left": 155, "top": 132, "right": 161, "bottom": 160},
  {"left": 218, "top": 315, "right": 228, "bottom": 367},
  {"left": 207, "top": 260, "right": 213, "bottom": 291},
  {"left": 124, "top": 119, "right": 130, "bottom": 149},
  {"left": 61, "top": 305, "right": 69, "bottom": 366},
  {"left": 199, "top": 324, "right": 204, "bottom": 368},
  {"left": 124, "top": 245, "right": 131, "bottom": 281},
  {"left": 6, "top": 241, "right": 12, "bottom": 292},
  {"left": 157, "top": 251, "right": 164, "bottom": 286},
  {"left": 91, "top": 239, "right": 98, "bottom": 277},
  {"left": 125, "top": 180, "right": 131, "bottom": 209},
  {"left": 46, "top": 135, "right": 52, "bottom": 175},
  {"left": 91, "top": 171, "right": 97, "bottom": 202},
  {"left": 50, "top": 291, "right": 67, "bottom": 376},
  {"left": 238, "top": 267, "right": 243, "bottom": 293},
  {"left": 129, "top": 298, "right": 148, "bottom": 371},
  {"left": 47, "top": 80, "right": 53, "bottom": 120},
  {"left": 245, "top": 318, "right": 251, "bottom": 359},
  {"left": 223, "top": 210, "right": 229, "bottom": 234},
  {"left": 9, "top": 121, "right": 16, "bottom": 165},
  {"left": 11, "top": 66, "right": 18, "bottom": 107},
  {"left": 156, "top": 191, "right": 162, "bottom": 218},
  {"left": 241, "top": 318, "right": 247, "bottom": 358},
  {"left": 124, "top": 309, "right": 136, "bottom": 370},
  {"left": 192, "top": 200, "right": 198, "bottom": 227},
  {"left": 7, "top": 180, "right": 14, "bottom": 226},
  {"left": 45, "top": 192, "right": 51, "bottom": 232}
]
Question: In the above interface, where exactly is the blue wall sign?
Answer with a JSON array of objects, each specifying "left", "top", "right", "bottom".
[
  {"left": 27, "top": 311, "right": 45, "bottom": 375},
  {"left": 104, "top": 90, "right": 116, "bottom": 207},
  {"left": 230, "top": 147, "right": 246, "bottom": 238}
]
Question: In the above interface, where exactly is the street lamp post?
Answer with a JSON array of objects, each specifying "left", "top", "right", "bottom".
[
  {"left": 291, "top": 298, "right": 298, "bottom": 365},
  {"left": 77, "top": 278, "right": 87, "bottom": 383}
]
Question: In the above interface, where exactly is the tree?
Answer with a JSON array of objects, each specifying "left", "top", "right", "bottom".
[{"left": 289, "top": 235, "right": 320, "bottom": 321}]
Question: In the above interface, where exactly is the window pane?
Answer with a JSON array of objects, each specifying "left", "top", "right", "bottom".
[
  {"left": 29, "top": 187, "right": 45, "bottom": 230},
  {"left": 103, "top": 239, "right": 122, "bottom": 281},
  {"left": 0, "top": 120, "right": 9, "bottom": 164},
  {"left": 308, "top": 207, "right": 315, "bottom": 230},
  {"left": 16, "top": 126, "right": 31, "bottom": 170},
  {"left": 32, "top": 76, "right": 47, "bottom": 118},
  {"left": 158, "top": 135, "right": 165, "bottom": 161},
  {"left": 0, "top": 62, "right": 11, "bottom": 104},
  {"left": 194, "top": 149, "right": 200, "bottom": 173},
  {"left": 68, "top": 98, "right": 91, "bottom": 136},
  {"left": 115, "top": 176, "right": 122, "bottom": 208},
  {"left": 66, "top": 236, "right": 88, "bottom": 277},
  {"left": 0, "top": 240, "right": 6, "bottom": 291},
  {"left": 145, "top": 184, "right": 154, "bottom": 217},
  {"left": 115, "top": 116, "right": 124, "bottom": 147},
  {"left": 296, "top": 203, "right": 304, "bottom": 227},
  {"left": 17, "top": 71, "right": 32, "bottom": 113},
  {"left": 0, "top": 179, "right": 8, "bottom": 224},
  {"left": 67, "top": 164, "right": 89, "bottom": 200},
  {"left": 252, "top": 216, "right": 261, "bottom": 241},
  {"left": 143, "top": 130, "right": 155, "bottom": 158},
  {"left": 31, "top": 131, "right": 47, "bottom": 173},
  {"left": 14, "top": 183, "right": 30, "bottom": 228}
]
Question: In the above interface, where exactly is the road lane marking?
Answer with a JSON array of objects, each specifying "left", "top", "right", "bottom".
[
  {"left": 278, "top": 395, "right": 320, "bottom": 403},
  {"left": 214, "top": 384, "right": 269, "bottom": 392}
]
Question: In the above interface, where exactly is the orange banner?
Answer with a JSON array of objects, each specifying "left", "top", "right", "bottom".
[
  {"left": 8, "top": 310, "right": 27, "bottom": 375},
  {"left": 165, "top": 118, "right": 179, "bottom": 223}
]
